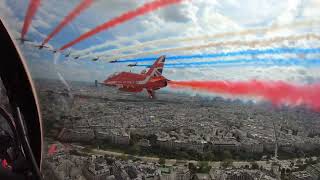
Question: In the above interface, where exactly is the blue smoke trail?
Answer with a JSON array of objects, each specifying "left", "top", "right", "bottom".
[
  {"left": 116, "top": 47, "right": 320, "bottom": 63},
  {"left": 136, "top": 58, "right": 320, "bottom": 68}
]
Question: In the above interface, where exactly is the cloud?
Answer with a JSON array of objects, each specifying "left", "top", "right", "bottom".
[
  {"left": 158, "top": 1, "right": 198, "bottom": 23},
  {"left": 0, "top": 1, "right": 23, "bottom": 37},
  {"left": 1, "top": 0, "right": 320, "bottom": 87},
  {"left": 164, "top": 66, "right": 320, "bottom": 84},
  {"left": 215, "top": 0, "right": 289, "bottom": 26},
  {"left": 73, "top": 0, "right": 242, "bottom": 58},
  {"left": 301, "top": 0, "right": 320, "bottom": 18}
]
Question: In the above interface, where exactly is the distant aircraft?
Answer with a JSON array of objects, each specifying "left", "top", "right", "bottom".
[
  {"left": 73, "top": 55, "right": 80, "bottom": 59},
  {"left": 64, "top": 52, "right": 71, "bottom": 57},
  {"left": 128, "top": 62, "right": 138, "bottom": 67},
  {"left": 33, "top": 44, "right": 49, "bottom": 49},
  {"left": 109, "top": 59, "right": 118, "bottom": 63},
  {"left": 72, "top": 52, "right": 89, "bottom": 59},
  {"left": 103, "top": 55, "right": 169, "bottom": 98},
  {"left": 92, "top": 57, "right": 99, "bottom": 61},
  {"left": 16, "top": 37, "right": 32, "bottom": 44},
  {"left": 49, "top": 49, "right": 60, "bottom": 53}
]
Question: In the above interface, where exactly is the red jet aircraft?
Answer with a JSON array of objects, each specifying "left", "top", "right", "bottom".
[{"left": 103, "top": 55, "right": 168, "bottom": 98}]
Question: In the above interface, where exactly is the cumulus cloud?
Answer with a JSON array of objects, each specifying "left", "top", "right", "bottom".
[
  {"left": 1, "top": 0, "right": 320, "bottom": 86},
  {"left": 0, "top": 1, "right": 21, "bottom": 37},
  {"left": 215, "top": 0, "right": 288, "bottom": 27},
  {"left": 164, "top": 66, "right": 320, "bottom": 84}
]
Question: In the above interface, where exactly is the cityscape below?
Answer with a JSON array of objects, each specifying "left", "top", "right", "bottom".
[
  {"left": 1, "top": 1, "right": 320, "bottom": 179},
  {"left": 37, "top": 78, "right": 320, "bottom": 180}
]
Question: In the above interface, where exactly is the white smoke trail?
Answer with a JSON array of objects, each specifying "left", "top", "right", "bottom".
[
  {"left": 70, "top": 29, "right": 155, "bottom": 57},
  {"left": 76, "top": 19, "right": 320, "bottom": 60},
  {"left": 101, "top": 33, "right": 320, "bottom": 61},
  {"left": 53, "top": 52, "right": 72, "bottom": 96},
  {"left": 53, "top": 51, "right": 61, "bottom": 65}
]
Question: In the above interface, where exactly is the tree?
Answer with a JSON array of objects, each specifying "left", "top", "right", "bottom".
[
  {"left": 127, "top": 144, "right": 140, "bottom": 155},
  {"left": 147, "top": 134, "right": 158, "bottom": 145},
  {"left": 198, "top": 161, "right": 211, "bottom": 173},
  {"left": 296, "top": 159, "right": 303, "bottom": 166},
  {"left": 305, "top": 158, "right": 312, "bottom": 165},
  {"left": 119, "top": 154, "right": 128, "bottom": 161},
  {"left": 203, "top": 152, "right": 215, "bottom": 161},
  {"left": 285, "top": 168, "right": 291, "bottom": 174},
  {"left": 130, "top": 134, "right": 142, "bottom": 145},
  {"left": 223, "top": 150, "right": 232, "bottom": 160},
  {"left": 221, "top": 159, "right": 233, "bottom": 169},
  {"left": 188, "top": 163, "right": 197, "bottom": 174},
  {"left": 250, "top": 161, "right": 259, "bottom": 169},
  {"left": 159, "top": 158, "right": 166, "bottom": 165}
]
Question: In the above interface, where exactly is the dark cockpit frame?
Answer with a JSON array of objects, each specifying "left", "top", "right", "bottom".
[{"left": 0, "top": 18, "right": 43, "bottom": 179}]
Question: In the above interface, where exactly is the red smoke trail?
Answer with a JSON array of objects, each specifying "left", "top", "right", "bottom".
[
  {"left": 60, "top": 0, "right": 184, "bottom": 50},
  {"left": 42, "top": 0, "right": 94, "bottom": 45},
  {"left": 1, "top": 159, "right": 8, "bottom": 169},
  {"left": 169, "top": 80, "right": 320, "bottom": 111},
  {"left": 21, "top": 0, "right": 41, "bottom": 39},
  {"left": 48, "top": 144, "right": 57, "bottom": 155}
]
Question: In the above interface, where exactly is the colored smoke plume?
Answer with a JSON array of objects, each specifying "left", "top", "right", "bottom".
[
  {"left": 137, "top": 58, "right": 320, "bottom": 68},
  {"left": 74, "top": 20, "right": 319, "bottom": 56},
  {"left": 21, "top": 0, "right": 41, "bottom": 39},
  {"left": 112, "top": 34, "right": 320, "bottom": 61},
  {"left": 48, "top": 144, "right": 57, "bottom": 155},
  {"left": 1, "top": 159, "right": 8, "bottom": 169},
  {"left": 60, "top": 0, "right": 184, "bottom": 50},
  {"left": 116, "top": 47, "right": 320, "bottom": 63},
  {"left": 42, "top": 0, "right": 94, "bottom": 45},
  {"left": 169, "top": 80, "right": 320, "bottom": 111}
]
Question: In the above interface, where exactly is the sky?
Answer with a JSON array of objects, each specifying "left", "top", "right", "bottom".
[{"left": 0, "top": 0, "right": 320, "bottom": 83}]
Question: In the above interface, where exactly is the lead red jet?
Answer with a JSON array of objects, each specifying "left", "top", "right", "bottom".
[{"left": 103, "top": 55, "right": 169, "bottom": 98}]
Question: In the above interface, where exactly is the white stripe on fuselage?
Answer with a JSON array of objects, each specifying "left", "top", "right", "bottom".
[{"left": 136, "top": 68, "right": 158, "bottom": 84}]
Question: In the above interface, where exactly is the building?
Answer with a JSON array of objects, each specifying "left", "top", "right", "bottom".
[
  {"left": 157, "top": 137, "right": 176, "bottom": 150},
  {"left": 137, "top": 139, "right": 151, "bottom": 148},
  {"left": 211, "top": 141, "right": 240, "bottom": 152},
  {"left": 240, "top": 139, "right": 263, "bottom": 153},
  {"left": 125, "top": 165, "right": 139, "bottom": 179},
  {"left": 289, "top": 171, "right": 313, "bottom": 180},
  {"left": 195, "top": 173, "right": 211, "bottom": 180},
  {"left": 157, "top": 137, "right": 206, "bottom": 153},
  {"left": 59, "top": 128, "right": 95, "bottom": 142},
  {"left": 112, "top": 161, "right": 130, "bottom": 180},
  {"left": 111, "top": 132, "right": 130, "bottom": 145},
  {"left": 97, "top": 130, "right": 130, "bottom": 146},
  {"left": 183, "top": 140, "right": 207, "bottom": 153},
  {"left": 51, "top": 151, "right": 68, "bottom": 161},
  {"left": 175, "top": 166, "right": 190, "bottom": 180},
  {"left": 225, "top": 171, "right": 254, "bottom": 180},
  {"left": 306, "top": 163, "right": 320, "bottom": 180},
  {"left": 106, "top": 175, "right": 116, "bottom": 180},
  {"left": 84, "top": 156, "right": 111, "bottom": 180},
  {"left": 160, "top": 167, "right": 175, "bottom": 180}
]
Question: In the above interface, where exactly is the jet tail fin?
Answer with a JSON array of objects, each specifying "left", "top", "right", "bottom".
[{"left": 146, "top": 55, "right": 165, "bottom": 77}]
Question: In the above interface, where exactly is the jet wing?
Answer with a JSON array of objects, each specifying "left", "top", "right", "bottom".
[{"left": 104, "top": 72, "right": 146, "bottom": 84}]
